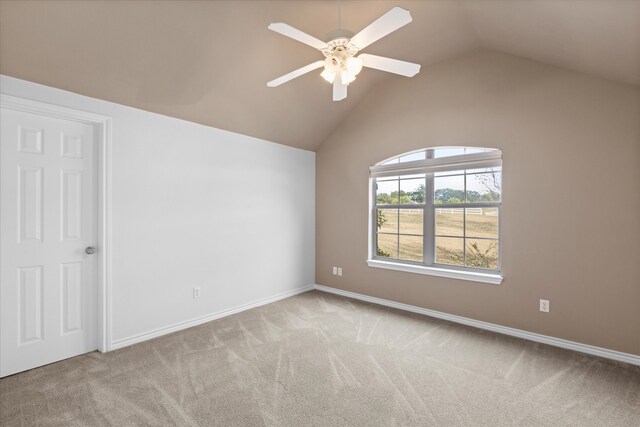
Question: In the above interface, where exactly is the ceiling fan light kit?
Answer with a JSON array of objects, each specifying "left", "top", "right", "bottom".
[
  {"left": 267, "top": 7, "right": 421, "bottom": 101},
  {"left": 320, "top": 45, "right": 364, "bottom": 85}
]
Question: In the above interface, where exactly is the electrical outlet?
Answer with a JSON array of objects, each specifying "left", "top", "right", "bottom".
[
  {"left": 337, "top": 267, "right": 343, "bottom": 276},
  {"left": 332, "top": 266, "right": 337, "bottom": 275},
  {"left": 539, "top": 299, "right": 549, "bottom": 313},
  {"left": 193, "top": 287, "right": 201, "bottom": 299}
]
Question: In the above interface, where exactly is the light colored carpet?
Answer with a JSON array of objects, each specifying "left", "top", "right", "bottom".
[{"left": 1, "top": 290, "right": 639, "bottom": 426}]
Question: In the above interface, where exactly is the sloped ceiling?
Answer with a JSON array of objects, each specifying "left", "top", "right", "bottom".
[
  {"left": 1, "top": 1, "right": 638, "bottom": 151},
  {"left": 467, "top": 0, "right": 640, "bottom": 86}
]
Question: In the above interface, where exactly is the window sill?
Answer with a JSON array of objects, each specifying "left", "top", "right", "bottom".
[{"left": 366, "top": 259, "right": 503, "bottom": 285}]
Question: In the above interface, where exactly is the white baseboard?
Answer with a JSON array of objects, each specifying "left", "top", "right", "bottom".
[
  {"left": 314, "top": 284, "right": 640, "bottom": 366},
  {"left": 110, "top": 285, "right": 315, "bottom": 350}
]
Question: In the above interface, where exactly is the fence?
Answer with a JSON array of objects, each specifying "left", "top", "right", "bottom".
[{"left": 436, "top": 208, "right": 497, "bottom": 216}]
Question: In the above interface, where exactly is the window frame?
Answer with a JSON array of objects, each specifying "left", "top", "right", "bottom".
[{"left": 368, "top": 148, "right": 503, "bottom": 285}]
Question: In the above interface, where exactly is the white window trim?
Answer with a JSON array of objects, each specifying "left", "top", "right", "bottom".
[
  {"left": 366, "top": 259, "right": 503, "bottom": 285},
  {"left": 368, "top": 147, "right": 503, "bottom": 284}
]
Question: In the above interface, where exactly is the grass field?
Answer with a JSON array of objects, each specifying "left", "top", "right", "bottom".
[{"left": 377, "top": 209, "right": 499, "bottom": 269}]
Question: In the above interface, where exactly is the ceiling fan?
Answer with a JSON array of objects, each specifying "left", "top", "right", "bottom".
[{"left": 267, "top": 6, "right": 421, "bottom": 101}]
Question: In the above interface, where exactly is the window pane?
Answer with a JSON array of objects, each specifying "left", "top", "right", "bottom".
[
  {"left": 434, "top": 147, "right": 465, "bottom": 158},
  {"left": 434, "top": 175, "right": 464, "bottom": 204},
  {"left": 399, "top": 151, "right": 426, "bottom": 163},
  {"left": 435, "top": 208, "right": 464, "bottom": 237},
  {"left": 465, "top": 208, "right": 499, "bottom": 238},
  {"left": 435, "top": 237, "right": 464, "bottom": 266},
  {"left": 466, "top": 172, "right": 501, "bottom": 202},
  {"left": 399, "top": 209, "right": 423, "bottom": 235},
  {"left": 376, "top": 179, "right": 398, "bottom": 205},
  {"left": 400, "top": 178, "right": 425, "bottom": 204},
  {"left": 377, "top": 209, "right": 397, "bottom": 233},
  {"left": 399, "top": 235, "right": 423, "bottom": 262},
  {"left": 465, "top": 239, "right": 499, "bottom": 269},
  {"left": 377, "top": 234, "right": 397, "bottom": 258}
]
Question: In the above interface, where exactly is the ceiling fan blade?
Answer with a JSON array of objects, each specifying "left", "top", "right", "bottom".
[
  {"left": 359, "top": 54, "right": 421, "bottom": 77},
  {"left": 268, "top": 23, "right": 328, "bottom": 51},
  {"left": 349, "top": 7, "right": 412, "bottom": 50},
  {"left": 267, "top": 61, "right": 324, "bottom": 87},
  {"left": 333, "top": 73, "right": 347, "bottom": 101}
]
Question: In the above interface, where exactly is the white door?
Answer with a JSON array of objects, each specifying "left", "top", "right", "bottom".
[{"left": 1, "top": 107, "right": 98, "bottom": 377}]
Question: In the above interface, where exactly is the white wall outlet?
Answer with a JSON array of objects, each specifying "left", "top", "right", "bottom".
[
  {"left": 332, "top": 266, "right": 337, "bottom": 275},
  {"left": 193, "top": 287, "right": 201, "bottom": 299},
  {"left": 540, "top": 299, "right": 549, "bottom": 313},
  {"left": 337, "top": 267, "right": 343, "bottom": 276}
]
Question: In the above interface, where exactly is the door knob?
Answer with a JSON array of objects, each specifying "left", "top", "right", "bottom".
[{"left": 85, "top": 246, "right": 96, "bottom": 255}]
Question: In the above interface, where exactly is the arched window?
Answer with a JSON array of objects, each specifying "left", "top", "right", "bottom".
[{"left": 368, "top": 147, "right": 502, "bottom": 284}]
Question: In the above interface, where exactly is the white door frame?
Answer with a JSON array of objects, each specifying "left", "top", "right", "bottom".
[{"left": 1, "top": 94, "right": 113, "bottom": 352}]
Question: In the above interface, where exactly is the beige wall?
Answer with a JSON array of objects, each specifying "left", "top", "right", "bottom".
[{"left": 316, "top": 49, "right": 640, "bottom": 355}]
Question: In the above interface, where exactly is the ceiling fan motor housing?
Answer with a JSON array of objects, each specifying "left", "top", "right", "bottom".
[{"left": 323, "top": 37, "right": 359, "bottom": 58}]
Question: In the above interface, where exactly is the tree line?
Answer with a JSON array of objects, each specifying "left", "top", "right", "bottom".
[{"left": 377, "top": 184, "right": 500, "bottom": 205}]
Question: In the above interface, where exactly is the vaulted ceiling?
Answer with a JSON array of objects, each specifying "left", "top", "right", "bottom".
[{"left": 1, "top": 0, "right": 639, "bottom": 151}]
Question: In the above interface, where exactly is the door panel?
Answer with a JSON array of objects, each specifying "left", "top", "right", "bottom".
[
  {"left": 18, "top": 166, "right": 44, "bottom": 243},
  {"left": 18, "top": 265, "right": 44, "bottom": 344},
  {"left": 61, "top": 262, "right": 84, "bottom": 334},
  {"left": 1, "top": 107, "right": 98, "bottom": 377},
  {"left": 61, "top": 170, "right": 83, "bottom": 240}
]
